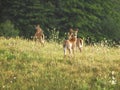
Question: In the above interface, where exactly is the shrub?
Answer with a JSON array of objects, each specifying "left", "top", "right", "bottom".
[{"left": 0, "top": 20, "right": 19, "bottom": 37}]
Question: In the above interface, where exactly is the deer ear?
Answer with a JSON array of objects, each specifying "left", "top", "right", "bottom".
[
  {"left": 69, "top": 28, "right": 74, "bottom": 33},
  {"left": 76, "top": 28, "right": 79, "bottom": 31}
]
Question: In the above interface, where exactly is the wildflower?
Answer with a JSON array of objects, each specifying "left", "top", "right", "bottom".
[
  {"left": 3, "top": 85, "right": 5, "bottom": 88},
  {"left": 109, "top": 71, "right": 117, "bottom": 85},
  {"left": 13, "top": 76, "right": 16, "bottom": 79},
  {"left": 10, "top": 80, "right": 13, "bottom": 83},
  {"left": 111, "top": 71, "right": 115, "bottom": 75},
  {"left": 110, "top": 79, "right": 116, "bottom": 85}
]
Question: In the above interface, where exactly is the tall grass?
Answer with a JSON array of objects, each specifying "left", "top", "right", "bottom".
[{"left": 0, "top": 37, "right": 120, "bottom": 90}]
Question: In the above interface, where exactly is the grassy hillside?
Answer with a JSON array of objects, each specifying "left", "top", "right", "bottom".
[{"left": 0, "top": 37, "right": 120, "bottom": 90}]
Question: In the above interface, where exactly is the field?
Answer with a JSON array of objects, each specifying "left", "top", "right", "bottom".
[{"left": 0, "top": 37, "right": 120, "bottom": 90}]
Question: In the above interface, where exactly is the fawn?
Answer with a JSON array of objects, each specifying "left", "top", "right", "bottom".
[
  {"left": 34, "top": 24, "right": 45, "bottom": 45},
  {"left": 63, "top": 28, "right": 78, "bottom": 57},
  {"left": 75, "top": 28, "right": 83, "bottom": 52},
  {"left": 63, "top": 28, "right": 83, "bottom": 57}
]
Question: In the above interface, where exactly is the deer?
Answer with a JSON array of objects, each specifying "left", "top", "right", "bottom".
[
  {"left": 76, "top": 37, "right": 83, "bottom": 52},
  {"left": 68, "top": 28, "right": 84, "bottom": 52},
  {"left": 75, "top": 29, "right": 84, "bottom": 52},
  {"left": 33, "top": 24, "right": 45, "bottom": 46},
  {"left": 63, "top": 28, "right": 78, "bottom": 57}
]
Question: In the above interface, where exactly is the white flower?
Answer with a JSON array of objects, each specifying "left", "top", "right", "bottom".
[
  {"left": 14, "top": 76, "right": 16, "bottom": 79},
  {"left": 10, "top": 80, "right": 13, "bottom": 83},
  {"left": 112, "top": 76, "right": 115, "bottom": 80},
  {"left": 111, "top": 80, "right": 116, "bottom": 85},
  {"left": 3, "top": 85, "right": 5, "bottom": 88},
  {"left": 112, "top": 71, "right": 115, "bottom": 75}
]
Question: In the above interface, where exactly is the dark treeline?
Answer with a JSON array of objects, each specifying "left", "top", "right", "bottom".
[{"left": 0, "top": 0, "right": 120, "bottom": 44}]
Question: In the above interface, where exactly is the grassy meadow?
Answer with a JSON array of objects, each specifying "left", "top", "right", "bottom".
[{"left": 0, "top": 37, "right": 120, "bottom": 90}]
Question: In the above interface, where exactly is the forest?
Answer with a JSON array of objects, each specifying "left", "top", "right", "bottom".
[
  {"left": 0, "top": 1, "right": 120, "bottom": 89},
  {"left": 0, "top": 0, "right": 120, "bottom": 44}
]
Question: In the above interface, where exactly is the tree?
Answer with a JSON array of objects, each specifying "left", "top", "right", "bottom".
[
  {"left": 0, "top": 0, "right": 120, "bottom": 43},
  {"left": 0, "top": 20, "right": 19, "bottom": 37}
]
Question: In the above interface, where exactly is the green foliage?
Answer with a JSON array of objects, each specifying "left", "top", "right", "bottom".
[
  {"left": 47, "top": 28, "right": 60, "bottom": 42},
  {"left": 0, "top": 38, "right": 120, "bottom": 90},
  {"left": 0, "top": 20, "right": 19, "bottom": 37},
  {"left": 0, "top": 0, "right": 120, "bottom": 43},
  {"left": 100, "top": 16, "right": 120, "bottom": 40}
]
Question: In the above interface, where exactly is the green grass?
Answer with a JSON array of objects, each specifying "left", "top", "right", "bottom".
[{"left": 0, "top": 37, "right": 120, "bottom": 90}]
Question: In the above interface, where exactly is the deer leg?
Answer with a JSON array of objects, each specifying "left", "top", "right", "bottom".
[
  {"left": 64, "top": 46, "right": 67, "bottom": 58},
  {"left": 68, "top": 48, "right": 72, "bottom": 57},
  {"left": 41, "top": 39, "right": 45, "bottom": 46},
  {"left": 78, "top": 47, "right": 82, "bottom": 52}
]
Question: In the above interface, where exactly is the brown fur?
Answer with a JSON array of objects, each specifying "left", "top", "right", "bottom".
[
  {"left": 76, "top": 38, "right": 83, "bottom": 52},
  {"left": 63, "top": 29, "right": 84, "bottom": 57},
  {"left": 34, "top": 24, "right": 45, "bottom": 45},
  {"left": 63, "top": 29, "right": 77, "bottom": 57},
  {"left": 74, "top": 28, "right": 83, "bottom": 52}
]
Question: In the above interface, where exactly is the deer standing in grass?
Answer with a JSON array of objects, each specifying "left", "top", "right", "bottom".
[
  {"left": 63, "top": 28, "right": 78, "bottom": 57},
  {"left": 34, "top": 24, "right": 45, "bottom": 46},
  {"left": 76, "top": 37, "right": 83, "bottom": 52},
  {"left": 63, "top": 28, "right": 83, "bottom": 57},
  {"left": 75, "top": 29, "right": 84, "bottom": 52}
]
